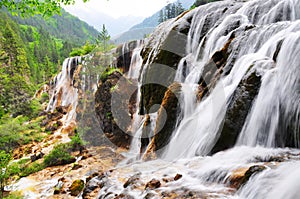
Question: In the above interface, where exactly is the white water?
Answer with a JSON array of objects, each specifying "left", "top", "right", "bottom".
[
  {"left": 100, "top": 146, "right": 300, "bottom": 199},
  {"left": 151, "top": 0, "right": 300, "bottom": 158},
  {"left": 127, "top": 40, "right": 144, "bottom": 79},
  {"left": 121, "top": 0, "right": 300, "bottom": 198},
  {"left": 47, "top": 56, "right": 81, "bottom": 127},
  {"left": 19, "top": 0, "right": 300, "bottom": 198}
]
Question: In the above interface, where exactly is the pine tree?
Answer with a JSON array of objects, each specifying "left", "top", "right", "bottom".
[
  {"left": 158, "top": 9, "right": 165, "bottom": 24},
  {"left": 165, "top": 3, "right": 172, "bottom": 19},
  {"left": 171, "top": 3, "right": 176, "bottom": 18},
  {"left": 176, "top": 1, "right": 185, "bottom": 16},
  {"left": 96, "top": 24, "right": 110, "bottom": 53}
]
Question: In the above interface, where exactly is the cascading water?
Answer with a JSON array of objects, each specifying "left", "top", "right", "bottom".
[
  {"left": 47, "top": 56, "right": 81, "bottom": 127},
  {"left": 159, "top": 0, "right": 300, "bottom": 158},
  {"left": 115, "top": 0, "right": 300, "bottom": 198}
]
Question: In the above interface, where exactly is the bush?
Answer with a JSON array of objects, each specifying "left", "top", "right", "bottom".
[
  {"left": 0, "top": 115, "right": 45, "bottom": 152},
  {"left": 3, "top": 191, "right": 23, "bottom": 199},
  {"left": 0, "top": 151, "right": 11, "bottom": 198},
  {"left": 19, "top": 162, "right": 45, "bottom": 177},
  {"left": 100, "top": 68, "right": 122, "bottom": 81},
  {"left": 69, "top": 41, "right": 95, "bottom": 57},
  {"left": 70, "top": 133, "right": 84, "bottom": 152},
  {"left": 40, "top": 92, "right": 49, "bottom": 103},
  {"left": 43, "top": 144, "right": 75, "bottom": 167}
]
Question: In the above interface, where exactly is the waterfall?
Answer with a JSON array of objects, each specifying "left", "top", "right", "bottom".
[
  {"left": 120, "top": 0, "right": 300, "bottom": 163},
  {"left": 47, "top": 56, "right": 81, "bottom": 127},
  {"left": 153, "top": 0, "right": 300, "bottom": 158},
  {"left": 127, "top": 40, "right": 144, "bottom": 79}
]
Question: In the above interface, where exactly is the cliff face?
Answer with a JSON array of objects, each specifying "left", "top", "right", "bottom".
[{"left": 93, "top": 0, "right": 300, "bottom": 159}]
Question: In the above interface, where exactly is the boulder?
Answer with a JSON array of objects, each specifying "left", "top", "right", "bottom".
[
  {"left": 228, "top": 165, "right": 267, "bottom": 189},
  {"left": 143, "top": 82, "right": 181, "bottom": 159},
  {"left": 69, "top": 179, "right": 84, "bottom": 196},
  {"left": 95, "top": 71, "right": 134, "bottom": 148},
  {"left": 145, "top": 179, "right": 161, "bottom": 190}
]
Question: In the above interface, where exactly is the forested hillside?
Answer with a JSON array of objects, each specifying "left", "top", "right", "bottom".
[{"left": 0, "top": 9, "right": 99, "bottom": 118}]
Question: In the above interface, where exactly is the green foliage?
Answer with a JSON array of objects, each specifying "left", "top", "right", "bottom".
[
  {"left": 19, "top": 162, "right": 45, "bottom": 177},
  {"left": 0, "top": 115, "right": 45, "bottom": 152},
  {"left": 96, "top": 24, "right": 111, "bottom": 53},
  {"left": 44, "top": 133, "right": 84, "bottom": 167},
  {"left": 70, "top": 133, "right": 85, "bottom": 151},
  {"left": 158, "top": 1, "right": 185, "bottom": 23},
  {"left": 69, "top": 41, "right": 95, "bottom": 57},
  {"left": 0, "top": 0, "right": 89, "bottom": 17},
  {"left": 0, "top": 150, "right": 11, "bottom": 198},
  {"left": 43, "top": 143, "right": 75, "bottom": 167},
  {"left": 0, "top": 155, "right": 44, "bottom": 197},
  {"left": 100, "top": 68, "right": 122, "bottom": 81},
  {"left": 3, "top": 191, "right": 23, "bottom": 199},
  {"left": 40, "top": 92, "right": 49, "bottom": 103}
]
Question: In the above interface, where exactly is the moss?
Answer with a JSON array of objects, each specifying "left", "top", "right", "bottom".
[
  {"left": 69, "top": 179, "right": 84, "bottom": 196},
  {"left": 100, "top": 68, "right": 122, "bottom": 82}
]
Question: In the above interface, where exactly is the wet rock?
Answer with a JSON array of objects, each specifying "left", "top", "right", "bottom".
[
  {"left": 174, "top": 174, "right": 182, "bottom": 181},
  {"left": 53, "top": 180, "right": 64, "bottom": 195},
  {"left": 144, "top": 192, "right": 157, "bottom": 199},
  {"left": 229, "top": 165, "right": 267, "bottom": 189},
  {"left": 145, "top": 179, "right": 161, "bottom": 190},
  {"left": 115, "top": 193, "right": 135, "bottom": 199},
  {"left": 115, "top": 40, "right": 141, "bottom": 73},
  {"left": 56, "top": 106, "right": 68, "bottom": 115},
  {"left": 95, "top": 71, "right": 134, "bottom": 148},
  {"left": 211, "top": 68, "right": 262, "bottom": 154},
  {"left": 140, "top": 19, "right": 188, "bottom": 115},
  {"left": 143, "top": 83, "right": 181, "bottom": 159},
  {"left": 254, "top": 155, "right": 285, "bottom": 163},
  {"left": 69, "top": 179, "right": 85, "bottom": 196},
  {"left": 82, "top": 177, "right": 102, "bottom": 197},
  {"left": 72, "top": 163, "right": 82, "bottom": 170},
  {"left": 123, "top": 173, "right": 141, "bottom": 188},
  {"left": 30, "top": 152, "right": 44, "bottom": 162}
]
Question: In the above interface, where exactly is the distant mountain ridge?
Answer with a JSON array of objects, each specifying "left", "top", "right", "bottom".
[
  {"left": 130, "top": 0, "right": 195, "bottom": 31},
  {"left": 11, "top": 9, "right": 99, "bottom": 45},
  {"left": 64, "top": 6, "right": 143, "bottom": 37},
  {"left": 113, "top": 0, "right": 195, "bottom": 44}
]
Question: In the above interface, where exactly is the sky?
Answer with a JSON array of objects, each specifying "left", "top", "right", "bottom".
[{"left": 64, "top": 0, "right": 175, "bottom": 19}]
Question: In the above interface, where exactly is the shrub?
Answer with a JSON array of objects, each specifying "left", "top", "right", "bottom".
[
  {"left": 70, "top": 133, "right": 84, "bottom": 152},
  {"left": 43, "top": 144, "right": 75, "bottom": 167},
  {"left": 0, "top": 151, "right": 11, "bottom": 198},
  {"left": 40, "top": 92, "right": 49, "bottom": 103},
  {"left": 19, "top": 162, "right": 45, "bottom": 177},
  {"left": 3, "top": 191, "right": 23, "bottom": 199},
  {"left": 100, "top": 68, "right": 122, "bottom": 81}
]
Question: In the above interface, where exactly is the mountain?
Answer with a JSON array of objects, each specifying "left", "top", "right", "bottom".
[
  {"left": 112, "top": 27, "right": 155, "bottom": 44},
  {"left": 64, "top": 6, "right": 143, "bottom": 37},
  {"left": 113, "top": 0, "right": 195, "bottom": 44},
  {"left": 130, "top": 0, "right": 195, "bottom": 30},
  {"left": 11, "top": 9, "right": 99, "bottom": 45},
  {"left": 0, "top": 8, "right": 99, "bottom": 117}
]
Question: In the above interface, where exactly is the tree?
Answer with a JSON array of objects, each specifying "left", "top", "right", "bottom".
[
  {"left": 176, "top": 1, "right": 185, "bottom": 15},
  {"left": 0, "top": 0, "right": 90, "bottom": 17},
  {"left": 171, "top": 4, "right": 176, "bottom": 18},
  {"left": 0, "top": 151, "right": 11, "bottom": 198},
  {"left": 158, "top": 10, "right": 165, "bottom": 24},
  {"left": 96, "top": 24, "right": 111, "bottom": 53}
]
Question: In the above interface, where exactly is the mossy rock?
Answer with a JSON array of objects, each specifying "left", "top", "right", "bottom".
[{"left": 69, "top": 179, "right": 84, "bottom": 196}]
